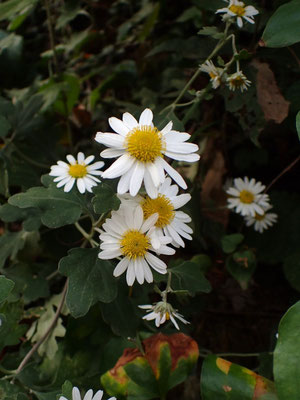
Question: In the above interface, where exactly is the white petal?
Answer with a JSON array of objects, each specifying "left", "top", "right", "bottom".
[
  {"left": 164, "top": 151, "right": 200, "bottom": 162},
  {"left": 83, "top": 390, "right": 93, "bottom": 400},
  {"left": 169, "top": 314, "right": 179, "bottom": 330},
  {"left": 145, "top": 253, "right": 167, "bottom": 273},
  {"left": 147, "top": 162, "right": 160, "bottom": 187},
  {"left": 161, "top": 158, "right": 187, "bottom": 189},
  {"left": 122, "top": 112, "right": 138, "bottom": 129},
  {"left": 163, "top": 131, "right": 190, "bottom": 142},
  {"left": 77, "top": 152, "right": 85, "bottom": 164},
  {"left": 92, "top": 390, "right": 104, "bottom": 400},
  {"left": 161, "top": 121, "right": 173, "bottom": 134},
  {"left": 64, "top": 178, "right": 75, "bottom": 192},
  {"left": 100, "top": 148, "right": 125, "bottom": 158},
  {"left": 84, "top": 155, "right": 95, "bottom": 165},
  {"left": 166, "top": 142, "right": 199, "bottom": 154},
  {"left": 117, "top": 168, "right": 133, "bottom": 194},
  {"left": 108, "top": 117, "right": 130, "bottom": 136},
  {"left": 126, "top": 262, "right": 136, "bottom": 286},
  {"left": 87, "top": 161, "right": 104, "bottom": 170},
  {"left": 72, "top": 387, "right": 82, "bottom": 400},
  {"left": 133, "top": 205, "right": 144, "bottom": 230},
  {"left": 77, "top": 178, "right": 86, "bottom": 193},
  {"left": 141, "top": 213, "right": 158, "bottom": 233},
  {"left": 144, "top": 168, "right": 158, "bottom": 199},
  {"left": 134, "top": 258, "right": 144, "bottom": 284},
  {"left": 102, "top": 154, "right": 135, "bottom": 179},
  {"left": 114, "top": 257, "right": 130, "bottom": 277},
  {"left": 172, "top": 194, "right": 191, "bottom": 209},
  {"left": 98, "top": 249, "right": 122, "bottom": 259},
  {"left": 141, "top": 258, "right": 153, "bottom": 282},
  {"left": 95, "top": 132, "right": 125, "bottom": 148},
  {"left": 129, "top": 163, "right": 145, "bottom": 196},
  {"left": 139, "top": 108, "right": 153, "bottom": 126},
  {"left": 66, "top": 155, "right": 76, "bottom": 165}
]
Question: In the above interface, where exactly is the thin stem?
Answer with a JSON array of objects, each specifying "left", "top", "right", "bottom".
[
  {"left": 46, "top": 269, "right": 59, "bottom": 280},
  {"left": 216, "top": 352, "right": 273, "bottom": 358},
  {"left": 160, "top": 22, "right": 232, "bottom": 116},
  {"left": 265, "top": 155, "right": 300, "bottom": 193},
  {"left": 75, "top": 221, "right": 92, "bottom": 240},
  {"left": 15, "top": 279, "right": 68, "bottom": 376},
  {"left": 44, "top": 0, "right": 58, "bottom": 75}
]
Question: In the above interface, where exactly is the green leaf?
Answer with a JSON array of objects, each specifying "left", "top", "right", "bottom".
[
  {"left": 221, "top": 234, "right": 244, "bottom": 254},
  {"left": 0, "top": 203, "right": 41, "bottom": 231},
  {"left": 198, "top": 26, "right": 223, "bottom": 39},
  {"left": 262, "top": 0, "right": 300, "bottom": 48},
  {"left": 226, "top": 250, "right": 256, "bottom": 289},
  {"left": 0, "top": 0, "right": 38, "bottom": 22},
  {"left": 92, "top": 183, "right": 121, "bottom": 214},
  {"left": 0, "top": 381, "right": 28, "bottom": 400},
  {"left": 8, "top": 186, "right": 83, "bottom": 228},
  {"left": 0, "top": 301, "right": 27, "bottom": 349},
  {"left": 125, "top": 361, "right": 159, "bottom": 399},
  {"left": 201, "top": 355, "right": 277, "bottom": 399},
  {"left": 0, "top": 115, "right": 11, "bottom": 138},
  {"left": 0, "top": 276, "right": 14, "bottom": 303},
  {"left": 274, "top": 301, "right": 300, "bottom": 399},
  {"left": 59, "top": 248, "right": 117, "bottom": 318},
  {"left": 101, "top": 289, "right": 139, "bottom": 337},
  {"left": 60, "top": 380, "right": 73, "bottom": 400},
  {"left": 296, "top": 111, "right": 300, "bottom": 141},
  {"left": 0, "top": 231, "right": 27, "bottom": 268},
  {"left": 283, "top": 252, "right": 300, "bottom": 292},
  {"left": 171, "top": 261, "right": 211, "bottom": 295}
]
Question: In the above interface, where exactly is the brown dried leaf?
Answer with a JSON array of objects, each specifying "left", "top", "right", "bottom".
[{"left": 253, "top": 60, "right": 290, "bottom": 124}]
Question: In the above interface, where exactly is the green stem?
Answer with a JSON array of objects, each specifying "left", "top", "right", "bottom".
[
  {"left": 14, "top": 280, "right": 68, "bottom": 377},
  {"left": 160, "top": 21, "right": 232, "bottom": 116},
  {"left": 7, "top": 143, "right": 49, "bottom": 169},
  {"left": 216, "top": 352, "right": 273, "bottom": 358}
]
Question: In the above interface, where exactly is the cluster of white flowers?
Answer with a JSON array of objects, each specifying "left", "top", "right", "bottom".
[
  {"left": 49, "top": 108, "right": 199, "bottom": 330},
  {"left": 199, "top": 1, "right": 258, "bottom": 92},
  {"left": 226, "top": 177, "right": 278, "bottom": 233},
  {"left": 200, "top": 60, "right": 251, "bottom": 92}
]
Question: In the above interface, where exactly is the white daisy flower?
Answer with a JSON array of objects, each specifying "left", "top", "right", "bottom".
[
  {"left": 244, "top": 205, "right": 278, "bottom": 233},
  {"left": 98, "top": 205, "right": 175, "bottom": 286},
  {"left": 226, "top": 177, "right": 270, "bottom": 217},
  {"left": 216, "top": 0, "right": 259, "bottom": 28},
  {"left": 49, "top": 152, "right": 104, "bottom": 193},
  {"left": 227, "top": 70, "right": 251, "bottom": 92},
  {"left": 139, "top": 301, "right": 190, "bottom": 330},
  {"left": 120, "top": 178, "right": 192, "bottom": 249},
  {"left": 200, "top": 60, "right": 223, "bottom": 89},
  {"left": 95, "top": 108, "right": 200, "bottom": 199},
  {"left": 59, "top": 386, "right": 116, "bottom": 400}
]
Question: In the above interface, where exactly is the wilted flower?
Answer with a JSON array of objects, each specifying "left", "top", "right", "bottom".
[
  {"left": 226, "top": 177, "right": 270, "bottom": 217},
  {"left": 227, "top": 70, "right": 251, "bottom": 92},
  {"left": 49, "top": 152, "right": 104, "bottom": 193},
  {"left": 200, "top": 60, "right": 224, "bottom": 89},
  {"left": 216, "top": 0, "right": 259, "bottom": 28},
  {"left": 139, "top": 301, "right": 189, "bottom": 330},
  {"left": 244, "top": 205, "right": 278, "bottom": 233},
  {"left": 95, "top": 108, "right": 199, "bottom": 198}
]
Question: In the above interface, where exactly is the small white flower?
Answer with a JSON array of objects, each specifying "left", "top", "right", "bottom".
[
  {"left": 200, "top": 60, "right": 223, "bottom": 89},
  {"left": 244, "top": 205, "right": 278, "bottom": 233},
  {"left": 98, "top": 205, "right": 175, "bottom": 286},
  {"left": 216, "top": 0, "right": 259, "bottom": 28},
  {"left": 227, "top": 70, "right": 251, "bottom": 92},
  {"left": 95, "top": 108, "right": 200, "bottom": 199},
  {"left": 139, "top": 301, "right": 190, "bottom": 330},
  {"left": 59, "top": 386, "right": 116, "bottom": 400},
  {"left": 120, "top": 178, "right": 193, "bottom": 248},
  {"left": 226, "top": 177, "right": 270, "bottom": 217},
  {"left": 49, "top": 152, "right": 104, "bottom": 193}
]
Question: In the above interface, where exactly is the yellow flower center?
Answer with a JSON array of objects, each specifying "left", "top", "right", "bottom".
[
  {"left": 231, "top": 76, "right": 245, "bottom": 87},
  {"left": 165, "top": 312, "right": 170, "bottom": 320},
  {"left": 141, "top": 195, "right": 175, "bottom": 228},
  {"left": 239, "top": 190, "right": 254, "bottom": 204},
  {"left": 229, "top": 4, "right": 245, "bottom": 16},
  {"left": 254, "top": 213, "right": 265, "bottom": 221},
  {"left": 126, "top": 125, "right": 165, "bottom": 163},
  {"left": 120, "top": 230, "right": 149, "bottom": 259},
  {"left": 68, "top": 163, "right": 87, "bottom": 178},
  {"left": 209, "top": 72, "right": 218, "bottom": 79}
]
